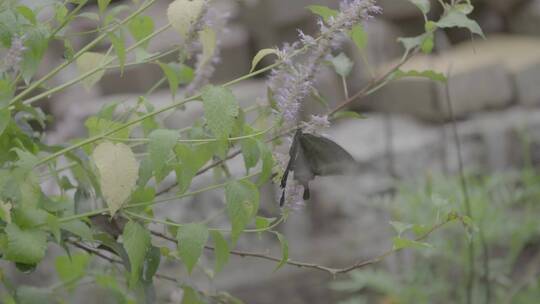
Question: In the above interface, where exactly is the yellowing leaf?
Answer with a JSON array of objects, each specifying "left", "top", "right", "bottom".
[
  {"left": 250, "top": 48, "right": 278, "bottom": 73},
  {"left": 76, "top": 52, "right": 110, "bottom": 90},
  {"left": 167, "top": 0, "right": 206, "bottom": 39},
  {"left": 92, "top": 141, "right": 139, "bottom": 215}
]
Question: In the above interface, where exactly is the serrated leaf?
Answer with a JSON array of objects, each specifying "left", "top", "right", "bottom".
[
  {"left": 436, "top": 10, "right": 485, "bottom": 38},
  {"left": 108, "top": 32, "right": 126, "bottom": 75},
  {"left": 128, "top": 15, "right": 154, "bottom": 48},
  {"left": 389, "top": 221, "right": 413, "bottom": 237},
  {"left": 76, "top": 52, "right": 110, "bottom": 90},
  {"left": 274, "top": 232, "right": 288, "bottom": 271},
  {"left": 393, "top": 69, "right": 446, "bottom": 82},
  {"left": 241, "top": 138, "right": 260, "bottom": 172},
  {"left": 174, "top": 143, "right": 213, "bottom": 193},
  {"left": 167, "top": 0, "right": 206, "bottom": 39},
  {"left": 177, "top": 223, "right": 209, "bottom": 274},
  {"left": 5, "top": 223, "right": 47, "bottom": 265},
  {"left": 123, "top": 221, "right": 151, "bottom": 287},
  {"left": 392, "top": 237, "right": 433, "bottom": 250},
  {"left": 350, "top": 24, "right": 367, "bottom": 50},
  {"left": 408, "top": 0, "right": 430, "bottom": 14},
  {"left": 306, "top": 5, "right": 338, "bottom": 22},
  {"left": 332, "top": 110, "right": 366, "bottom": 120},
  {"left": 148, "top": 129, "right": 178, "bottom": 182},
  {"left": 250, "top": 48, "right": 278, "bottom": 73},
  {"left": 210, "top": 230, "right": 229, "bottom": 274},
  {"left": 201, "top": 86, "right": 239, "bottom": 139},
  {"left": 226, "top": 180, "right": 259, "bottom": 245},
  {"left": 329, "top": 52, "right": 354, "bottom": 77},
  {"left": 0, "top": 78, "right": 14, "bottom": 108},
  {"left": 92, "top": 141, "right": 139, "bottom": 215},
  {"left": 55, "top": 253, "right": 90, "bottom": 287}
]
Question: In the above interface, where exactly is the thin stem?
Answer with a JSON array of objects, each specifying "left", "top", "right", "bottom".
[
  {"left": 22, "top": 24, "right": 171, "bottom": 106},
  {"left": 9, "top": 0, "right": 158, "bottom": 106},
  {"left": 444, "top": 68, "right": 475, "bottom": 304}
]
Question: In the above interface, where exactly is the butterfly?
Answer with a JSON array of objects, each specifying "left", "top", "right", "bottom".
[{"left": 280, "top": 129, "right": 357, "bottom": 206}]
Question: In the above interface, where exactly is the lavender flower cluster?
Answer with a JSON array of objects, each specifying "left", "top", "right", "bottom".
[
  {"left": 1, "top": 35, "right": 26, "bottom": 74},
  {"left": 270, "top": 0, "right": 381, "bottom": 210},
  {"left": 268, "top": 0, "right": 381, "bottom": 127}
]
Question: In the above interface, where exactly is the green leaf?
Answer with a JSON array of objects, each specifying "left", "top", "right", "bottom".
[
  {"left": 108, "top": 32, "right": 126, "bottom": 75},
  {"left": 398, "top": 33, "right": 429, "bottom": 53},
  {"left": 393, "top": 69, "right": 447, "bottom": 82},
  {"left": 257, "top": 141, "right": 274, "bottom": 186},
  {"left": 158, "top": 62, "right": 179, "bottom": 99},
  {"left": 274, "top": 232, "right": 288, "bottom": 271},
  {"left": 306, "top": 5, "right": 338, "bottom": 22},
  {"left": 255, "top": 216, "right": 275, "bottom": 231},
  {"left": 177, "top": 223, "right": 209, "bottom": 274},
  {"left": 408, "top": 0, "right": 430, "bottom": 15},
  {"left": 250, "top": 48, "right": 278, "bottom": 73},
  {"left": 60, "top": 220, "right": 93, "bottom": 240},
  {"left": 181, "top": 286, "right": 203, "bottom": 304},
  {"left": 350, "top": 24, "right": 367, "bottom": 50},
  {"left": 123, "top": 221, "right": 151, "bottom": 287},
  {"left": 225, "top": 180, "right": 259, "bottom": 244},
  {"left": 389, "top": 221, "right": 413, "bottom": 237},
  {"left": 142, "top": 246, "right": 161, "bottom": 282},
  {"left": 0, "top": 108, "right": 10, "bottom": 137},
  {"left": 85, "top": 116, "right": 130, "bottom": 139},
  {"left": 55, "top": 253, "right": 90, "bottom": 287},
  {"left": 148, "top": 129, "right": 178, "bottom": 182},
  {"left": 241, "top": 138, "right": 260, "bottom": 172},
  {"left": 436, "top": 10, "right": 485, "bottom": 38},
  {"left": 392, "top": 237, "right": 433, "bottom": 250},
  {"left": 0, "top": 200, "right": 12, "bottom": 223},
  {"left": 16, "top": 6, "right": 36, "bottom": 25},
  {"left": 332, "top": 110, "right": 366, "bottom": 120},
  {"left": 201, "top": 86, "right": 239, "bottom": 139},
  {"left": 128, "top": 15, "right": 154, "bottom": 48},
  {"left": 12, "top": 208, "right": 49, "bottom": 229},
  {"left": 76, "top": 52, "right": 110, "bottom": 90},
  {"left": 92, "top": 141, "right": 139, "bottom": 215},
  {"left": 174, "top": 143, "right": 213, "bottom": 193},
  {"left": 168, "top": 0, "right": 206, "bottom": 38},
  {"left": 210, "top": 230, "right": 229, "bottom": 274},
  {"left": 0, "top": 78, "right": 14, "bottom": 108},
  {"left": 5, "top": 223, "right": 47, "bottom": 265},
  {"left": 98, "top": 0, "right": 112, "bottom": 15},
  {"left": 421, "top": 32, "right": 434, "bottom": 53},
  {"left": 21, "top": 25, "right": 49, "bottom": 84},
  {"left": 329, "top": 52, "right": 354, "bottom": 77}
]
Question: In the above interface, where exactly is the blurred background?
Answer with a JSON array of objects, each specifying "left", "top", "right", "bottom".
[{"left": 6, "top": 0, "right": 540, "bottom": 303}]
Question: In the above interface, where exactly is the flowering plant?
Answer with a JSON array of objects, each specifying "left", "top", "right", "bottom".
[{"left": 0, "top": 0, "right": 482, "bottom": 302}]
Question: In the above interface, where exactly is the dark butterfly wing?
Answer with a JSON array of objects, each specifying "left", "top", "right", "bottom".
[{"left": 298, "top": 133, "right": 356, "bottom": 176}]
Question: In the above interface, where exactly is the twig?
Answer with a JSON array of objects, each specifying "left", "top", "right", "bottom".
[
  {"left": 150, "top": 217, "right": 452, "bottom": 275},
  {"left": 443, "top": 67, "right": 476, "bottom": 304}
]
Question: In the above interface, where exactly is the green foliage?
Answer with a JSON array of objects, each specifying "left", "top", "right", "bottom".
[
  {"left": 0, "top": 0, "right": 488, "bottom": 301},
  {"left": 177, "top": 222, "right": 209, "bottom": 274}
]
